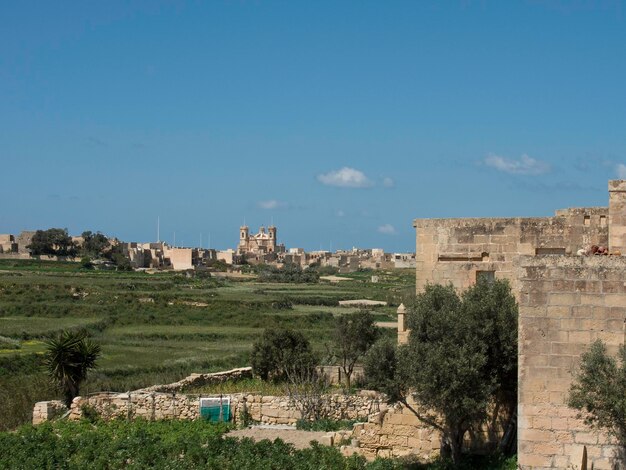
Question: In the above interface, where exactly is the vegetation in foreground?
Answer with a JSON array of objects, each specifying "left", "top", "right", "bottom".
[
  {"left": 0, "top": 418, "right": 517, "bottom": 470},
  {"left": 0, "top": 419, "right": 390, "bottom": 470}
]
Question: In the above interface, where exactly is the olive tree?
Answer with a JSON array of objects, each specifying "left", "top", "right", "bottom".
[
  {"left": 331, "top": 311, "right": 379, "bottom": 389},
  {"left": 251, "top": 328, "right": 317, "bottom": 382},
  {"left": 568, "top": 339, "right": 626, "bottom": 459},
  {"left": 364, "top": 280, "right": 518, "bottom": 464}
]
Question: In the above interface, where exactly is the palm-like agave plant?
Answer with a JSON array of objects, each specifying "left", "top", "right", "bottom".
[{"left": 44, "top": 330, "right": 101, "bottom": 407}]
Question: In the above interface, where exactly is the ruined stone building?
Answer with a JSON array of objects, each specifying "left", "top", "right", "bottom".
[
  {"left": 397, "top": 180, "right": 626, "bottom": 469},
  {"left": 0, "top": 234, "right": 17, "bottom": 254},
  {"left": 0, "top": 231, "right": 35, "bottom": 255}
]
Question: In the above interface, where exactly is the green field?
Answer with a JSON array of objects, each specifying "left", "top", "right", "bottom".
[{"left": 0, "top": 259, "right": 415, "bottom": 430}]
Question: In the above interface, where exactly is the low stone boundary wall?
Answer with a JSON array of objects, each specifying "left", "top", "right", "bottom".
[
  {"left": 136, "top": 367, "right": 253, "bottom": 393},
  {"left": 32, "top": 367, "right": 447, "bottom": 461},
  {"left": 66, "top": 390, "right": 386, "bottom": 426},
  {"left": 32, "top": 400, "right": 69, "bottom": 425}
]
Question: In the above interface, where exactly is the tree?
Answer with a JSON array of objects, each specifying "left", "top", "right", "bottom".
[
  {"left": 81, "top": 231, "right": 110, "bottom": 257},
  {"left": 43, "top": 330, "right": 101, "bottom": 407},
  {"left": 462, "top": 277, "right": 519, "bottom": 454},
  {"left": 28, "top": 228, "right": 76, "bottom": 256},
  {"left": 331, "top": 311, "right": 379, "bottom": 389},
  {"left": 363, "top": 337, "right": 405, "bottom": 402},
  {"left": 250, "top": 328, "right": 317, "bottom": 382},
  {"left": 568, "top": 339, "right": 626, "bottom": 455},
  {"left": 365, "top": 280, "right": 518, "bottom": 464}
]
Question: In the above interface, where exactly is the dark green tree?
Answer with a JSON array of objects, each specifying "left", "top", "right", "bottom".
[
  {"left": 81, "top": 231, "right": 110, "bottom": 257},
  {"left": 568, "top": 339, "right": 626, "bottom": 456},
  {"left": 363, "top": 337, "right": 405, "bottom": 402},
  {"left": 365, "top": 280, "right": 518, "bottom": 464},
  {"left": 28, "top": 228, "right": 76, "bottom": 256},
  {"left": 43, "top": 330, "right": 101, "bottom": 407},
  {"left": 332, "top": 311, "right": 379, "bottom": 389},
  {"left": 251, "top": 328, "right": 317, "bottom": 382}
]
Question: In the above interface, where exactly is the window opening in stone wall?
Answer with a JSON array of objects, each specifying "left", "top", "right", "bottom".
[
  {"left": 584, "top": 215, "right": 591, "bottom": 226},
  {"left": 600, "top": 215, "right": 607, "bottom": 227},
  {"left": 476, "top": 270, "right": 495, "bottom": 284},
  {"left": 535, "top": 247, "right": 566, "bottom": 255}
]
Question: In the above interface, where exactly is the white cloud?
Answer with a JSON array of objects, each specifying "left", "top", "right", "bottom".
[
  {"left": 336, "top": 209, "right": 346, "bottom": 217},
  {"left": 258, "top": 199, "right": 287, "bottom": 210},
  {"left": 377, "top": 224, "right": 396, "bottom": 235},
  {"left": 317, "top": 167, "right": 373, "bottom": 188},
  {"left": 617, "top": 163, "right": 626, "bottom": 179},
  {"left": 382, "top": 177, "right": 395, "bottom": 188},
  {"left": 484, "top": 153, "right": 550, "bottom": 175}
]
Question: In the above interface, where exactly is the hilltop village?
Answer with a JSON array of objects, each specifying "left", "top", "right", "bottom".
[{"left": 0, "top": 225, "right": 415, "bottom": 273}]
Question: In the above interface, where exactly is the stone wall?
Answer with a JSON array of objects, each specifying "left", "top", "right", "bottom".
[
  {"left": 32, "top": 400, "right": 68, "bottom": 425},
  {"left": 413, "top": 207, "right": 608, "bottom": 296},
  {"left": 347, "top": 397, "right": 439, "bottom": 460},
  {"left": 137, "top": 367, "right": 252, "bottom": 393},
  {"left": 518, "top": 256, "right": 626, "bottom": 469},
  {"left": 67, "top": 391, "right": 385, "bottom": 426}
]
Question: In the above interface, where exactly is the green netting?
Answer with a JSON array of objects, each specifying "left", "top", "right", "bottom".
[{"left": 200, "top": 399, "right": 231, "bottom": 422}]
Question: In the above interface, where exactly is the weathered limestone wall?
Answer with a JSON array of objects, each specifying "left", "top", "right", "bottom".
[
  {"left": 414, "top": 208, "right": 608, "bottom": 295},
  {"left": 317, "top": 365, "right": 365, "bottom": 385},
  {"left": 137, "top": 367, "right": 252, "bottom": 393},
  {"left": 32, "top": 400, "right": 68, "bottom": 425},
  {"left": 67, "top": 391, "right": 385, "bottom": 426},
  {"left": 164, "top": 248, "right": 193, "bottom": 271},
  {"left": 518, "top": 256, "right": 626, "bottom": 469},
  {"left": 348, "top": 397, "right": 439, "bottom": 460}
]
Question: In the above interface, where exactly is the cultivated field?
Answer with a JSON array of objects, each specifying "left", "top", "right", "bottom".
[{"left": 0, "top": 259, "right": 414, "bottom": 430}]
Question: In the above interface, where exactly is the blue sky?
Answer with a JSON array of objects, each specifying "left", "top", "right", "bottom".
[{"left": 2, "top": 1, "right": 626, "bottom": 252}]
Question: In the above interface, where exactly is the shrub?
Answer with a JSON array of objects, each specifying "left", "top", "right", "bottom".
[{"left": 250, "top": 328, "right": 317, "bottom": 382}]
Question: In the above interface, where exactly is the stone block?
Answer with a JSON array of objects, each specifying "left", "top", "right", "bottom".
[
  {"left": 533, "top": 441, "right": 563, "bottom": 456},
  {"left": 574, "top": 432, "right": 599, "bottom": 445},
  {"left": 522, "top": 429, "right": 554, "bottom": 442},
  {"left": 605, "top": 295, "right": 626, "bottom": 308}
]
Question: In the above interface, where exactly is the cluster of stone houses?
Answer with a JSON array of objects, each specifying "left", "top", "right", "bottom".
[{"left": 0, "top": 225, "right": 415, "bottom": 272}]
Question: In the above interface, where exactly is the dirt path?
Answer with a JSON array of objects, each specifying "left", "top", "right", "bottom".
[{"left": 227, "top": 427, "right": 329, "bottom": 449}]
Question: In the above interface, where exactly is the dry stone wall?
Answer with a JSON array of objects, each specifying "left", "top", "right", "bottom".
[
  {"left": 67, "top": 391, "right": 385, "bottom": 426},
  {"left": 136, "top": 367, "right": 252, "bottom": 393},
  {"left": 518, "top": 256, "right": 626, "bottom": 469},
  {"left": 32, "top": 400, "right": 68, "bottom": 425},
  {"left": 347, "top": 398, "right": 439, "bottom": 460}
]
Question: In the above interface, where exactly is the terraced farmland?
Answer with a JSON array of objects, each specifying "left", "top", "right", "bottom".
[{"left": 0, "top": 259, "right": 414, "bottom": 430}]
